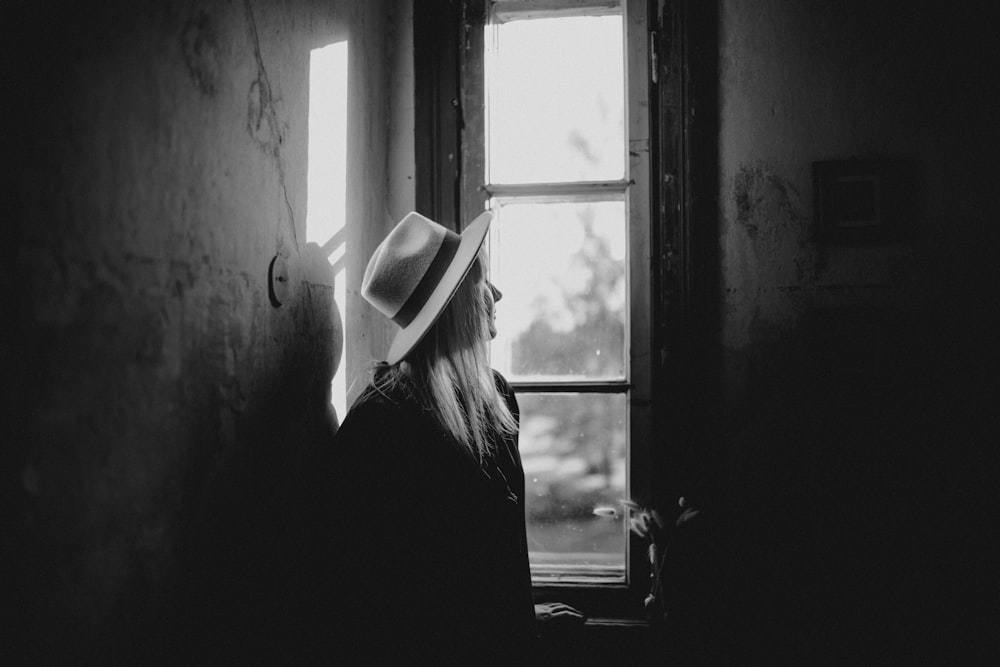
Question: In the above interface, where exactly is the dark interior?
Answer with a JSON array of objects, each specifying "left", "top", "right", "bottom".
[{"left": 2, "top": 1, "right": 994, "bottom": 664}]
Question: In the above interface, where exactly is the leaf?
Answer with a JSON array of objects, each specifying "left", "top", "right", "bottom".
[
  {"left": 628, "top": 516, "right": 648, "bottom": 538},
  {"left": 676, "top": 508, "right": 701, "bottom": 527}
]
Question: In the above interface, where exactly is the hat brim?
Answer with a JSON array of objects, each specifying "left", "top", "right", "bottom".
[{"left": 385, "top": 211, "right": 492, "bottom": 365}]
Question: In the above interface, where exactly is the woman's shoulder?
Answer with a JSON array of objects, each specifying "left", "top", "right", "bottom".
[
  {"left": 492, "top": 369, "right": 512, "bottom": 393},
  {"left": 491, "top": 369, "right": 519, "bottom": 415},
  {"left": 350, "top": 364, "right": 418, "bottom": 406},
  {"left": 342, "top": 378, "right": 415, "bottom": 429},
  {"left": 331, "top": 379, "right": 426, "bottom": 472}
]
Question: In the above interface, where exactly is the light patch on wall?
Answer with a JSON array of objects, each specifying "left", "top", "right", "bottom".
[{"left": 307, "top": 41, "right": 349, "bottom": 419}]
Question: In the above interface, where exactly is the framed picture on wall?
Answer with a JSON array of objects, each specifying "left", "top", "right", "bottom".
[{"left": 813, "top": 159, "right": 917, "bottom": 244}]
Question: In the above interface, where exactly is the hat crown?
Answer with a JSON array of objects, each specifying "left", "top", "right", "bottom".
[
  {"left": 361, "top": 209, "right": 491, "bottom": 365},
  {"left": 362, "top": 212, "right": 450, "bottom": 319}
]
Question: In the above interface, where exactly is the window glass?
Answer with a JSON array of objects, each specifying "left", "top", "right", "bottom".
[
  {"left": 478, "top": 0, "right": 640, "bottom": 584},
  {"left": 488, "top": 15, "right": 625, "bottom": 184},
  {"left": 520, "top": 393, "right": 626, "bottom": 571},
  {"left": 489, "top": 200, "right": 627, "bottom": 380}
]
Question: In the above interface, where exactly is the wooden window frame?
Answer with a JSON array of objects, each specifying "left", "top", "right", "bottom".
[
  {"left": 457, "top": 0, "right": 653, "bottom": 617},
  {"left": 414, "top": 0, "right": 712, "bottom": 623}
]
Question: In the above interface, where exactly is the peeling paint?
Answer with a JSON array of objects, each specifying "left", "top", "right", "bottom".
[
  {"left": 5, "top": 1, "right": 394, "bottom": 662},
  {"left": 732, "top": 161, "right": 803, "bottom": 244},
  {"left": 180, "top": 10, "right": 221, "bottom": 96},
  {"left": 726, "top": 160, "right": 820, "bottom": 302}
]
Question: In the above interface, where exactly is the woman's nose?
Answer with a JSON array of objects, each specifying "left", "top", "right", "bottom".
[{"left": 488, "top": 281, "right": 502, "bottom": 302}]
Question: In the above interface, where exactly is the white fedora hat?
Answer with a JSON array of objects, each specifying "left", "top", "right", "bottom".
[{"left": 362, "top": 210, "right": 491, "bottom": 365}]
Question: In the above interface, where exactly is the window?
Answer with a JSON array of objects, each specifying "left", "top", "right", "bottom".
[{"left": 462, "top": 0, "right": 652, "bottom": 596}]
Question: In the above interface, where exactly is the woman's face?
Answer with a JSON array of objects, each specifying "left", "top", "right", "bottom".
[{"left": 471, "top": 253, "right": 501, "bottom": 341}]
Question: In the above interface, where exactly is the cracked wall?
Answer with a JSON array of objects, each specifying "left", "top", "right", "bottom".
[
  {"left": 718, "top": 0, "right": 992, "bottom": 420},
  {"left": 708, "top": 1, "right": 994, "bottom": 655},
  {"left": 1, "top": 1, "right": 403, "bottom": 662}
]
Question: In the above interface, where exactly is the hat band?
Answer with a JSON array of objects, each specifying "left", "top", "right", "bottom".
[{"left": 392, "top": 229, "right": 462, "bottom": 328}]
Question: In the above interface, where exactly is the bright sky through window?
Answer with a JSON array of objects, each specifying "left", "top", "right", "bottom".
[
  {"left": 307, "top": 41, "right": 348, "bottom": 419},
  {"left": 483, "top": 7, "right": 629, "bottom": 576},
  {"left": 488, "top": 15, "right": 625, "bottom": 184},
  {"left": 487, "top": 14, "right": 627, "bottom": 366},
  {"left": 489, "top": 200, "right": 627, "bottom": 377}
]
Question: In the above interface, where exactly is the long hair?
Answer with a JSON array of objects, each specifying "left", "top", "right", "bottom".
[{"left": 374, "top": 248, "right": 518, "bottom": 461}]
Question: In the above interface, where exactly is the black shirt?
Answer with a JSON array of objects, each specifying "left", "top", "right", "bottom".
[{"left": 303, "top": 369, "right": 535, "bottom": 665}]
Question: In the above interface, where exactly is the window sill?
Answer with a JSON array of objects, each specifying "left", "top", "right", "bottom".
[
  {"left": 583, "top": 616, "right": 650, "bottom": 629},
  {"left": 533, "top": 580, "right": 648, "bottom": 623},
  {"left": 534, "top": 615, "right": 654, "bottom": 664},
  {"left": 530, "top": 563, "right": 625, "bottom": 586}
]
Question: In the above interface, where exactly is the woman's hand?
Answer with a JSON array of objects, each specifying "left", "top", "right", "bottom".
[{"left": 534, "top": 602, "right": 586, "bottom": 627}]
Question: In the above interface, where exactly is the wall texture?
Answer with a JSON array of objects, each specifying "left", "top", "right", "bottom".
[
  {"left": 685, "top": 1, "right": 995, "bottom": 660},
  {"left": 718, "top": 0, "right": 992, "bottom": 416},
  {"left": 1, "top": 1, "right": 402, "bottom": 662},
  {"left": 2, "top": 0, "right": 992, "bottom": 662}
]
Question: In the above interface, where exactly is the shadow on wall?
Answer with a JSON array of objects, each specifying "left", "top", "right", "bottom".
[
  {"left": 169, "top": 242, "right": 343, "bottom": 665},
  {"left": 1, "top": 2, "right": 367, "bottom": 663},
  {"left": 3, "top": 241, "right": 343, "bottom": 665},
  {"left": 659, "top": 304, "right": 993, "bottom": 664}
]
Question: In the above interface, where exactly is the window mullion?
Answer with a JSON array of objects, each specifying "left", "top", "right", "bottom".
[
  {"left": 510, "top": 381, "right": 629, "bottom": 393},
  {"left": 623, "top": 0, "right": 653, "bottom": 606},
  {"left": 461, "top": 0, "right": 653, "bottom": 614},
  {"left": 485, "top": 179, "right": 630, "bottom": 200}
]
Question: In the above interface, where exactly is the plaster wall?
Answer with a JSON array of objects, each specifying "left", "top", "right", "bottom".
[
  {"left": 1, "top": 1, "right": 407, "bottom": 661},
  {"left": 718, "top": 0, "right": 993, "bottom": 434},
  {"left": 699, "top": 1, "right": 994, "bottom": 657}
]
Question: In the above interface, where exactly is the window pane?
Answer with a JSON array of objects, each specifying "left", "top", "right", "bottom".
[
  {"left": 488, "top": 13, "right": 624, "bottom": 183},
  {"left": 519, "top": 392, "right": 626, "bottom": 571},
  {"left": 490, "top": 200, "right": 627, "bottom": 380}
]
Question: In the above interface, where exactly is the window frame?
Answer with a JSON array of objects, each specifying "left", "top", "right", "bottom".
[{"left": 458, "top": 0, "right": 653, "bottom": 615}]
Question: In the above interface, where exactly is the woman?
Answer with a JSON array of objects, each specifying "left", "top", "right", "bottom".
[{"left": 306, "top": 211, "right": 581, "bottom": 664}]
